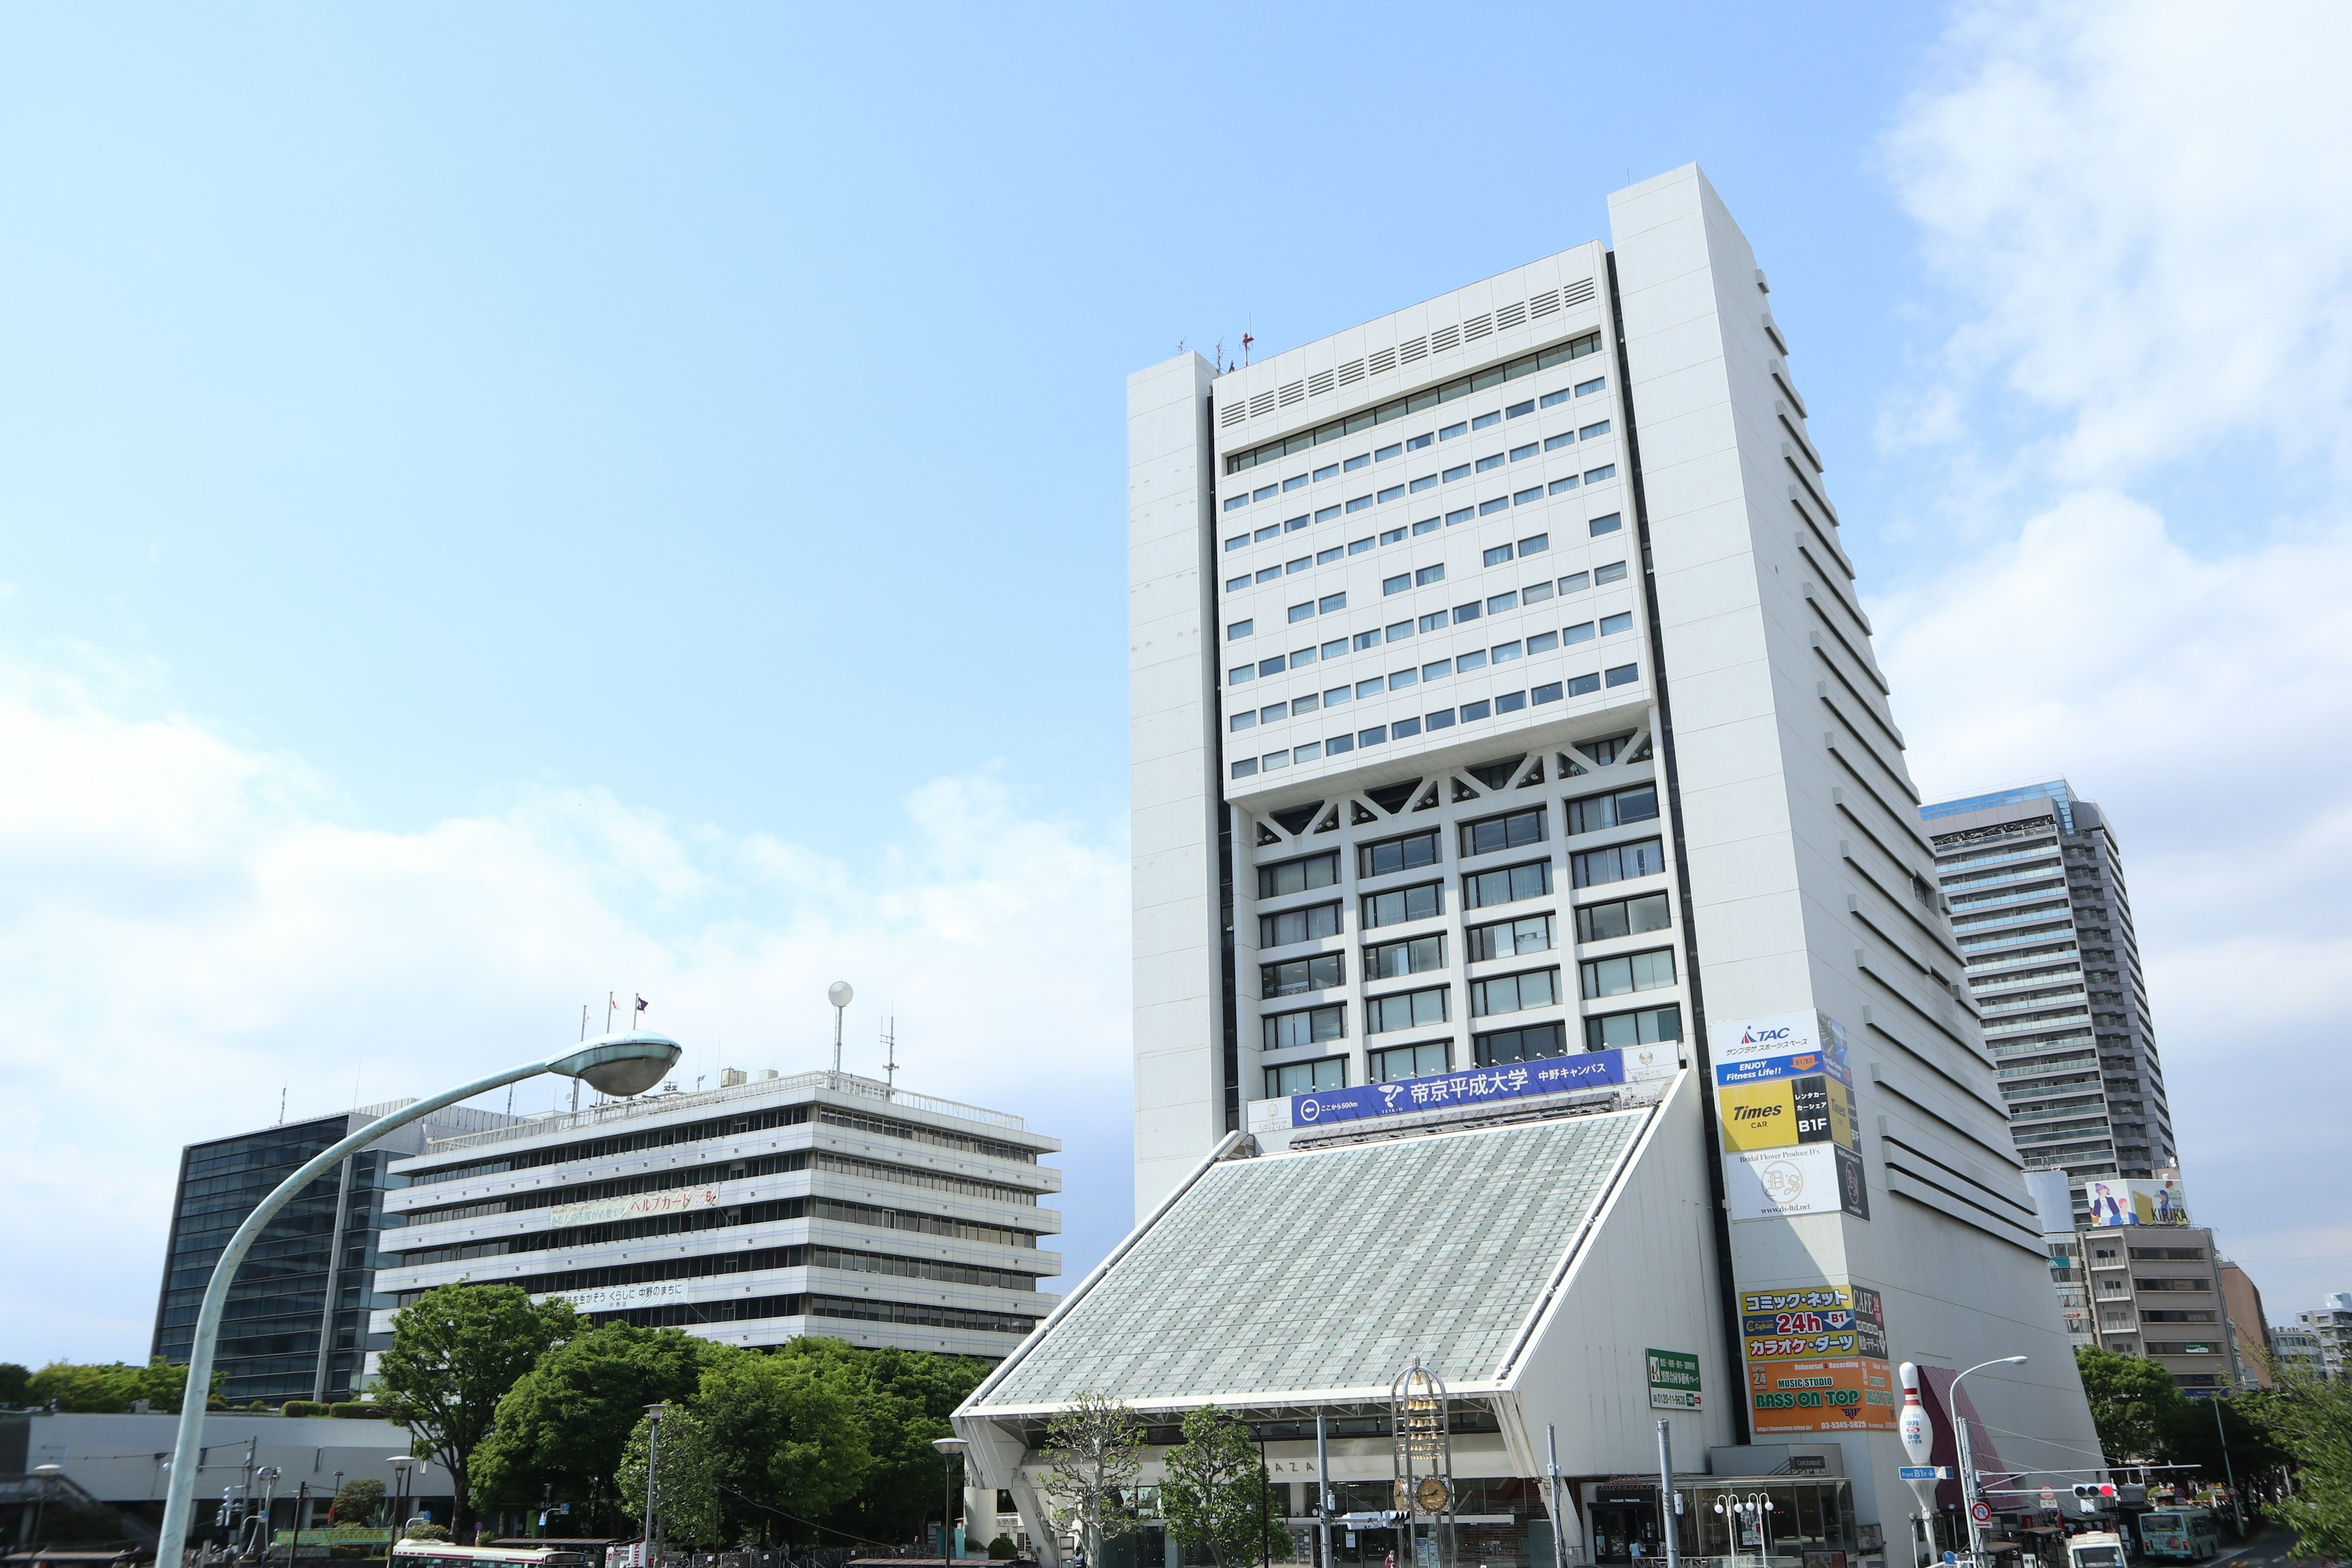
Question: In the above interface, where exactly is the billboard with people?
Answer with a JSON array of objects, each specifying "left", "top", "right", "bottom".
[{"left": 2086, "top": 1176, "right": 2190, "bottom": 1226}]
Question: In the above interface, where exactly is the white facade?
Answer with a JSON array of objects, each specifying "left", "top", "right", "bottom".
[
  {"left": 370, "top": 1070, "right": 1060, "bottom": 1362},
  {"left": 1122, "top": 165, "right": 2101, "bottom": 1542}
]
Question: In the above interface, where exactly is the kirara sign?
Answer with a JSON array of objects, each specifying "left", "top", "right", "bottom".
[{"left": 1246, "top": 1044, "right": 1676, "bottom": 1133}]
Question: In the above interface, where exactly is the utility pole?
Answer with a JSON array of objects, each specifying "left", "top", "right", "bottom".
[
  {"left": 1657, "top": 1422, "right": 1678, "bottom": 1568},
  {"left": 2211, "top": 1398, "right": 2241, "bottom": 1537},
  {"left": 1544, "top": 1426, "right": 1567, "bottom": 1568},
  {"left": 1317, "top": 1412, "right": 1333, "bottom": 1568}
]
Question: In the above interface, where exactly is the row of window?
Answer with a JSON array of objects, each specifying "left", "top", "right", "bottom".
[
  {"left": 1261, "top": 849, "right": 1668, "bottom": 956},
  {"left": 1230, "top": 671, "right": 1640, "bottom": 778},
  {"left": 1224, "top": 488, "right": 1623, "bottom": 576},
  {"left": 1267, "top": 945, "right": 1674, "bottom": 1023},
  {"left": 1223, "top": 428, "right": 1617, "bottom": 541},
  {"left": 1257, "top": 795, "right": 1657, "bottom": 898},
  {"left": 1223, "top": 336, "right": 1605, "bottom": 477},
  {"left": 1230, "top": 624, "right": 1637, "bottom": 734},
  {"left": 1229, "top": 552, "right": 1627, "bottom": 666},
  {"left": 1259, "top": 1003, "right": 1686, "bottom": 1096}
]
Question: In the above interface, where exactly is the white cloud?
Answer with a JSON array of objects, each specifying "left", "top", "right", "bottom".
[
  {"left": 1878, "top": 3, "right": 2352, "bottom": 1317},
  {"left": 0, "top": 665, "right": 1132, "bottom": 1363}
]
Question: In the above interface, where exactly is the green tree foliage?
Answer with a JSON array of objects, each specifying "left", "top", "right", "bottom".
[
  {"left": 23, "top": 1357, "right": 216, "bottom": 1413},
  {"left": 2158, "top": 1390, "right": 2291, "bottom": 1482},
  {"left": 375, "top": 1284, "right": 579, "bottom": 1533},
  {"left": 331, "top": 1479, "right": 386, "bottom": 1525},
  {"left": 821, "top": 1343, "right": 992, "bottom": 1547},
  {"left": 2252, "top": 1365, "right": 2352, "bottom": 1560},
  {"left": 469, "top": 1323, "right": 723, "bottom": 1529},
  {"left": 1037, "top": 1390, "right": 1145, "bottom": 1562},
  {"left": 697, "top": 1341, "right": 875, "bottom": 1539},
  {"left": 1161, "top": 1407, "right": 1290, "bottom": 1568},
  {"left": 618, "top": 1406, "right": 723, "bottom": 1549},
  {"left": 2074, "top": 1346, "right": 2186, "bottom": 1462},
  {"left": 0, "top": 1362, "right": 31, "bottom": 1404}
]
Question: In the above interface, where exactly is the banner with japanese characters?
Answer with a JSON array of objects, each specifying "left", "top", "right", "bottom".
[
  {"left": 1738, "top": 1284, "right": 1896, "bottom": 1433},
  {"left": 1244, "top": 1042, "right": 1677, "bottom": 1133}
]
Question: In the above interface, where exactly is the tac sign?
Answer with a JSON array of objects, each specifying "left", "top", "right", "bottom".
[{"left": 1970, "top": 1502, "right": 1993, "bottom": 1526}]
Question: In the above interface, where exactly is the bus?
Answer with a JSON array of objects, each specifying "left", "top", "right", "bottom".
[
  {"left": 392, "top": 1542, "right": 594, "bottom": 1568},
  {"left": 2065, "top": 1531, "right": 2127, "bottom": 1568},
  {"left": 2138, "top": 1508, "right": 2219, "bottom": 1562}
]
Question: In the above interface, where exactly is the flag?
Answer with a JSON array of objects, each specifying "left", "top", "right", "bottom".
[{"left": 634, "top": 993, "right": 648, "bottom": 1013}]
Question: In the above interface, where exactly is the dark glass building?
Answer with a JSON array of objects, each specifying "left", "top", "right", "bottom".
[{"left": 152, "top": 1100, "right": 519, "bottom": 1404}]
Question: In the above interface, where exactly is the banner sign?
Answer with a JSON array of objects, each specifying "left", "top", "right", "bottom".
[
  {"left": 1647, "top": 1348, "right": 1703, "bottom": 1411},
  {"left": 548, "top": 1184, "right": 725, "bottom": 1228},
  {"left": 1717, "top": 1074, "right": 1858, "bottom": 1153},
  {"left": 1245, "top": 1044, "right": 1676, "bottom": 1133},
  {"left": 1748, "top": 1355, "right": 1896, "bottom": 1433},
  {"left": 1725, "top": 1144, "right": 1869, "bottom": 1221},
  {"left": 2087, "top": 1176, "right": 2190, "bottom": 1227},
  {"left": 546, "top": 1280, "right": 695, "bottom": 1314},
  {"left": 273, "top": 1530, "right": 393, "bottom": 1548},
  {"left": 1709, "top": 1010, "right": 1852, "bottom": 1086},
  {"left": 1740, "top": 1285, "right": 1888, "bottom": 1360},
  {"left": 1738, "top": 1284, "right": 1893, "bottom": 1433}
]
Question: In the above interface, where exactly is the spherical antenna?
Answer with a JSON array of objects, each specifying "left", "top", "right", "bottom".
[{"left": 828, "top": 981, "right": 854, "bottom": 1009}]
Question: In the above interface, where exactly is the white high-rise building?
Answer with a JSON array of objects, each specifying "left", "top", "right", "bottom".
[{"left": 956, "top": 164, "right": 2104, "bottom": 1567}]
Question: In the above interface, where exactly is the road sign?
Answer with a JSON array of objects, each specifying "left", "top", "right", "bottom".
[
  {"left": 2040, "top": 1487, "right": 2057, "bottom": 1511},
  {"left": 1970, "top": 1502, "right": 1993, "bottom": 1526},
  {"left": 1899, "top": 1466, "right": 1940, "bottom": 1481}
]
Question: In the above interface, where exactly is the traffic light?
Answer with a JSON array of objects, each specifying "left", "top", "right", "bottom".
[{"left": 2070, "top": 1483, "right": 2117, "bottom": 1515}]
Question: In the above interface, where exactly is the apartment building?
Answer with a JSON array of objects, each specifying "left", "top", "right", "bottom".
[
  {"left": 1920, "top": 783, "right": 2172, "bottom": 1210},
  {"left": 369, "top": 1069, "right": 1060, "bottom": 1362},
  {"left": 2049, "top": 1223, "right": 2236, "bottom": 1392},
  {"left": 2297, "top": 1294, "right": 2352, "bottom": 1379}
]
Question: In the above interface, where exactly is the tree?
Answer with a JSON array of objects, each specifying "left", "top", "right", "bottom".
[
  {"left": 1161, "top": 1407, "right": 1290, "bottom": 1568},
  {"left": 469, "top": 1323, "right": 725, "bottom": 1531},
  {"left": 827, "top": 1343, "right": 992, "bottom": 1546},
  {"left": 374, "top": 1284, "right": 579, "bottom": 1535},
  {"left": 1036, "top": 1390, "right": 1145, "bottom": 1564},
  {"left": 331, "top": 1479, "right": 386, "bottom": 1525},
  {"left": 2158, "top": 1391, "right": 2291, "bottom": 1485},
  {"left": 0, "top": 1362, "right": 30, "bottom": 1405},
  {"left": 2252, "top": 1364, "right": 2352, "bottom": 1560},
  {"left": 2074, "top": 1346, "right": 2186, "bottom": 1462},
  {"left": 696, "top": 1343, "right": 875, "bottom": 1540},
  {"left": 618, "top": 1406, "right": 723, "bottom": 1549},
  {"left": 23, "top": 1357, "right": 215, "bottom": 1413}
]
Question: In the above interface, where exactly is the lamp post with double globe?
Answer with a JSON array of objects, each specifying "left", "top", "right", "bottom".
[{"left": 152, "top": 1033, "right": 686, "bottom": 1568}]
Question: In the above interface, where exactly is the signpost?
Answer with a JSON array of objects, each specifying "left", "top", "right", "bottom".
[{"left": 1647, "top": 1350, "right": 1703, "bottom": 1411}]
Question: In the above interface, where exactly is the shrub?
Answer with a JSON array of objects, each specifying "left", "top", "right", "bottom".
[
  {"left": 988, "top": 1536, "right": 1017, "bottom": 1559},
  {"left": 281, "top": 1401, "right": 328, "bottom": 1418}
]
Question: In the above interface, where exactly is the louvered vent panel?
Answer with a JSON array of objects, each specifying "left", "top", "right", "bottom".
[
  {"left": 1528, "top": 289, "right": 1561, "bottom": 318},
  {"left": 1220, "top": 402, "right": 1248, "bottom": 427},
  {"left": 1430, "top": 325, "right": 1460, "bottom": 352},
  {"left": 1494, "top": 301, "right": 1526, "bottom": 330},
  {"left": 1306, "top": 369, "right": 1335, "bottom": 396},
  {"left": 1463, "top": 314, "right": 1493, "bottom": 341},
  {"left": 1279, "top": 380, "right": 1306, "bottom": 407},
  {"left": 1562, "top": 277, "right": 1597, "bottom": 307},
  {"left": 1398, "top": 337, "right": 1428, "bottom": 363},
  {"left": 1336, "top": 359, "right": 1365, "bottom": 386},
  {"left": 1367, "top": 347, "right": 1396, "bottom": 375},
  {"left": 1249, "top": 391, "right": 1277, "bottom": 417}
]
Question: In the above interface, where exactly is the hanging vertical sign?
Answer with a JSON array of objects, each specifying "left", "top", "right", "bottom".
[{"left": 1711, "top": 1011, "right": 1868, "bottom": 1221}]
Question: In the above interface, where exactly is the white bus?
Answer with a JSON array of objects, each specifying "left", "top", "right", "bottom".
[
  {"left": 2138, "top": 1508, "right": 2219, "bottom": 1562},
  {"left": 391, "top": 1542, "right": 594, "bottom": 1568}
]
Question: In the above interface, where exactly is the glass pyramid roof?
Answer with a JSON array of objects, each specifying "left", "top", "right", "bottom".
[{"left": 973, "top": 1109, "right": 1648, "bottom": 1412}]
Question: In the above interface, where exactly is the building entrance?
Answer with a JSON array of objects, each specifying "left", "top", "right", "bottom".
[{"left": 1589, "top": 1495, "right": 1662, "bottom": 1564}]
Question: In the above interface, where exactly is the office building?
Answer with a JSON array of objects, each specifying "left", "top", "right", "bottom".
[
  {"left": 2272, "top": 1324, "right": 2327, "bottom": 1378},
  {"left": 369, "top": 1069, "right": 1060, "bottom": 1362},
  {"left": 957, "top": 165, "right": 2100, "bottom": 1568},
  {"left": 2216, "top": 1260, "right": 2274, "bottom": 1389},
  {"left": 2296, "top": 1294, "right": 2352, "bottom": 1378},
  {"left": 153, "top": 1101, "right": 521, "bottom": 1405},
  {"left": 1920, "top": 782, "right": 2173, "bottom": 1210},
  {"left": 2046, "top": 1223, "right": 2236, "bottom": 1392}
]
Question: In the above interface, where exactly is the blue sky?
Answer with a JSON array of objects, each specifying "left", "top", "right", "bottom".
[{"left": 5, "top": 2, "right": 2349, "bottom": 1361}]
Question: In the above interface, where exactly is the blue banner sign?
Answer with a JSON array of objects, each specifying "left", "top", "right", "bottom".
[{"left": 1247, "top": 1046, "right": 1676, "bottom": 1133}]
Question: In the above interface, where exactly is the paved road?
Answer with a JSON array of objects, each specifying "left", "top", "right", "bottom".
[{"left": 2207, "top": 1525, "right": 2322, "bottom": 1568}]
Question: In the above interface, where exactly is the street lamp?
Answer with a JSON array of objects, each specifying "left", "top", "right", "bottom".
[
  {"left": 932, "top": 1437, "right": 968, "bottom": 1568},
  {"left": 643, "top": 1404, "right": 670, "bottom": 1560},
  {"left": 153, "top": 1033, "right": 686, "bottom": 1568},
  {"left": 1951, "top": 1356, "right": 2027, "bottom": 1566},
  {"left": 388, "top": 1458, "right": 418, "bottom": 1542},
  {"left": 31, "top": 1464, "right": 63, "bottom": 1546},
  {"left": 1711, "top": 1493, "right": 1773, "bottom": 1568}
]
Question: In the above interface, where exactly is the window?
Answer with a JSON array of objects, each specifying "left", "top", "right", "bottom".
[
  {"left": 1263, "top": 952, "right": 1344, "bottom": 998},
  {"left": 1261, "top": 901, "right": 1341, "bottom": 948},
  {"left": 1589, "top": 513, "right": 1623, "bottom": 536},
  {"left": 1316, "top": 504, "right": 1341, "bottom": 522},
  {"left": 1290, "top": 601, "right": 1315, "bottom": 623},
  {"left": 1321, "top": 638, "right": 1346, "bottom": 658},
  {"left": 1575, "top": 892, "right": 1672, "bottom": 943},
  {"left": 1229, "top": 664, "right": 1255, "bottom": 685},
  {"left": 1567, "top": 673, "right": 1600, "bottom": 695},
  {"left": 1384, "top": 574, "right": 1411, "bottom": 595},
  {"left": 1558, "top": 571, "right": 1591, "bottom": 594},
  {"left": 1540, "top": 387, "right": 1572, "bottom": 409},
  {"left": 1528, "top": 630, "right": 1559, "bottom": 653},
  {"left": 1320, "top": 592, "right": 1347, "bottom": 613},
  {"left": 1422, "top": 658, "right": 1452, "bottom": 680},
  {"left": 1324, "top": 685, "right": 1351, "bottom": 708},
  {"left": 1479, "top": 497, "right": 1510, "bottom": 515},
  {"left": 1376, "top": 484, "right": 1403, "bottom": 503},
  {"left": 1229, "top": 711, "right": 1256, "bottom": 732},
  {"left": 1228, "top": 619, "right": 1254, "bottom": 639},
  {"left": 1605, "top": 663, "right": 1638, "bottom": 687},
  {"left": 1549, "top": 477, "right": 1580, "bottom": 495},
  {"left": 1575, "top": 376, "right": 1605, "bottom": 396},
  {"left": 1509, "top": 442, "right": 1539, "bottom": 462},
  {"left": 1443, "top": 463, "right": 1471, "bottom": 483},
  {"left": 1468, "top": 912, "right": 1556, "bottom": 962},
  {"left": 1544, "top": 432, "right": 1575, "bottom": 451},
  {"left": 1514, "top": 487, "right": 1542, "bottom": 505},
  {"left": 1417, "top": 611, "right": 1448, "bottom": 632},
  {"left": 1259, "top": 851, "right": 1340, "bottom": 899},
  {"left": 1472, "top": 410, "right": 1501, "bottom": 431},
  {"left": 1375, "top": 442, "right": 1402, "bottom": 461},
  {"left": 1440, "top": 422, "right": 1468, "bottom": 441},
  {"left": 1389, "top": 666, "right": 1419, "bottom": 690},
  {"left": 1370, "top": 1040, "right": 1450, "bottom": 1082},
  {"left": 1579, "top": 420, "right": 1611, "bottom": 440},
  {"left": 1460, "top": 699, "right": 1490, "bottom": 720},
  {"left": 1476, "top": 1020, "right": 1567, "bottom": 1066},
  {"left": 1368, "top": 985, "right": 1450, "bottom": 1033},
  {"left": 1600, "top": 612, "right": 1634, "bottom": 636},
  {"left": 1351, "top": 537, "right": 1376, "bottom": 554},
  {"left": 1227, "top": 535, "right": 1249, "bottom": 551},
  {"left": 1580, "top": 947, "right": 1676, "bottom": 998},
  {"left": 1491, "top": 640, "right": 1523, "bottom": 663},
  {"left": 1412, "top": 516, "right": 1439, "bottom": 535},
  {"left": 1353, "top": 630, "right": 1382, "bottom": 652},
  {"left": 1462, "top": 806, "right": 1548, "bottom": 856},
  {"left": 1225, "top": 494, "right": 1250, "bottom": 512},
  {"left": 1572, "top": 837, "right": 1667, "bottom": 887},
  {"left": 1260, "top": 655, "right": 1287, "bottom": 676},
  {"left": 1344, "top": 453, "right": 1371, "bottom": 473},
  {"left": 1260, "top": 704, "right": 1285, "bottom": 724},
  {"left": 1393, "top": 715, "right": 1422, "bottom": 737},
  {"left": 1476, "top": 453, "right": 1506, "bottom": 473},
  {"left": 1256, "top": 567, "right": 1282, "bottom": 584},
  {"left": 1495, "top": 690, "right": 1526, "bottom": 713},
  {"left": 1360, "top": 829, "right": 1441, "bottom": 878},
  {"left": 1427, "top": 707, "right": 1456, "bottom": 730},
  {"left": 1567, "top": 785, "right": 1659, "bottom": 834},
  {"left": 1326, "top": 733, "right": 1355, "bottom": 756},
  {"left": 1532, "top": 681, "right": 1563, "bottom": 704},
  {"left": 1356, "top": 677, "right": 1384, "bottom": 698},
  {"left": 1453, "top": 602, "right": 1482, "bottom": 625},
  {"left": 1409, "top": 475, "right": 1438, "bottom": 493},
  {"left": 1506, "top": 399, "right": 1536, "bottom": 419},
  {"left": 1264, "top": 1055, "right": 1347, "bottom": 1099},
  {"left": 1264, "top": 1003, "right": 1345, "bottom": 1050},
  {"left": 1464, "top": 858, "right": 1553, "bottom": 909},
  {"left": 1283, "top": 474, "right": 1309, "bottom": 492},
  {"left": 1484, "top": 543, "right": 1515, "bottom": 567},
  {"left": 1446, "top": 506, "right": 1474, "bottom": 525},
  {"left": 1457, "top": 650, "right": 1487, "bottom": 672},
  {"left": 1291, "top": 695, "right": 1318, "bottom": 715},
  {"left": 1363, "top": 881, "right": 1442, "bottom": 928},
  {"left": 1346, "top": 495, "right": 1373, "bottom": 513},
  {"left": 1365, "top": 932, "right": 1447, "bottom": 979},
  {"left": 1518, "top": 532, "right": 1548, "bottom": 555},
  {"left": 1488, "top": 593, "right": 1518, "bottom": 614},
  {"left": 1254, "top": 484, "right": 1278, "bottom": 501},
  {"left": 1407, "top": 432, "right": 1434, "bottom": 451},
  {"left": 1316, "top": 547, "right": 1342, "bottom": 564},
  {"left": 1471, "top": 967, "right": 1561, "bottom": 1017},
  {"left": 1415, "top": 564, "right": 1446, "bottom": 586},
  {"left": 1583, "top": 1005, "right": 1682, "bottom": 1050},
  {"left": 1227, "top": 575, "right": 1250, "bottom": 592}
]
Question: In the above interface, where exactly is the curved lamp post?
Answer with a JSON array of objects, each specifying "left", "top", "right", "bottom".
[
  {"left": 931, "top": 1437, "right": 967, "bottom": 1568},
  {"left": 154, "top": 1032, "right": 685, "bottom": 1568},
  {"left": 1952, "top": 1355, "right": 2027, "bottom": 1566}
]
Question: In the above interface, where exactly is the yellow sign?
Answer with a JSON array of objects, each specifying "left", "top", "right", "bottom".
[
  {"left": 1747, "top": 1355, "right": 1896, "bottom": 1433},
  {"left": 1717, "top": 1074, "right": 1855, "bottom": 1153}
]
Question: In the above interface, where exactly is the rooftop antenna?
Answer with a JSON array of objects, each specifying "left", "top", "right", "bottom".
[
  {"left": 827, "top": 981, "right": 854, "bottom": 1077},
  {"left": 881, "top": 1016, "right": 899, "bottom": 1091},
  {"left": 277, "top": 1085, "right": 286, "bottom": 1125},
  {"left": 1243, "top": 314, "right": 1254, "bottom": 366}
]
